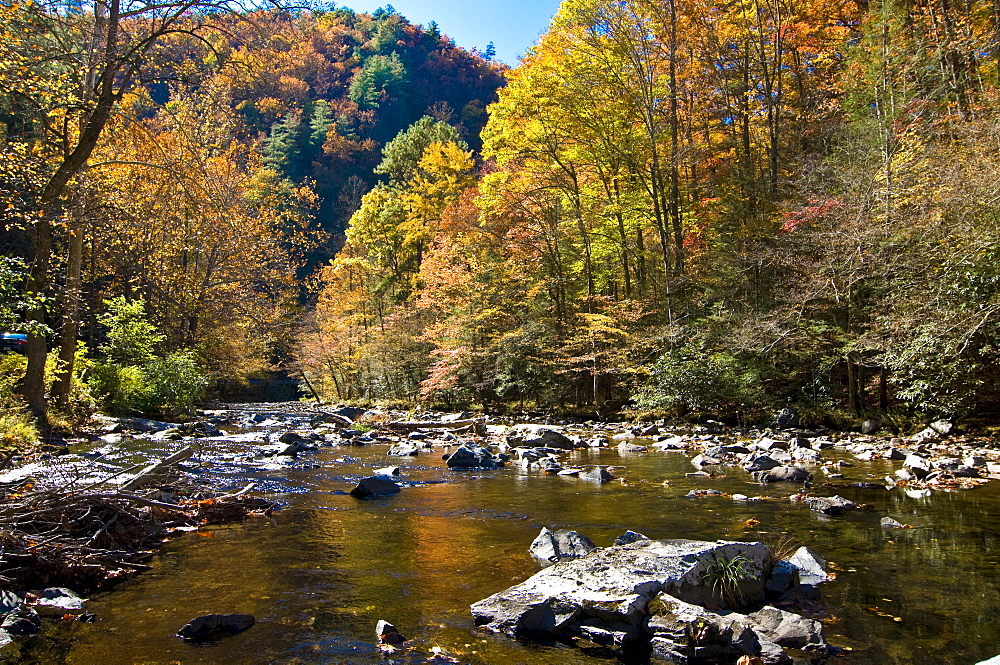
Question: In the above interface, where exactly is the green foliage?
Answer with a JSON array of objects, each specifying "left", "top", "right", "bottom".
[
  {"left": 142, "top": 351, "right": 209, "bottom": 412},
  {"left": 88, "top": 362, "right": 151, "bottom": 416},
  {"left": 0, "top": 353, "right": 39, "bottom": 449},
  {"left": 701, "top": 553, "right": 755, "bottom": 609},
  {"left": 634, "top": 345, "right": 769, "bottom": 422},
  {"left": 89, "top": 353, "right": 207, "bottom": 416},
  {"left": 374, "top": 116, "right": 466, "bottom": 184},
  {"left": 98, "top": 297, "right": 165, "bottom": 366},
  {"left": 263, "top": 111, "right": 304, "bottom": 178},
  {"left": 0, "top": 257, "right": 48, "bottom": 335},
  {"left": 91, "top": 298, "right": 206, "bottom": 415},
  {"left": 349, "top": 53, "right": 408, "bottom": 110}
]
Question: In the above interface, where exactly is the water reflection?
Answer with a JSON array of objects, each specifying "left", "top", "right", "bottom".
[{"left": 7, "top": 440, "right": 1000, "bottom": 664}]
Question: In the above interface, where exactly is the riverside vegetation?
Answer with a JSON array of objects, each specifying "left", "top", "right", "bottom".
[{"left": 3, "top": 0, "right": 1000, "bottom": 445}]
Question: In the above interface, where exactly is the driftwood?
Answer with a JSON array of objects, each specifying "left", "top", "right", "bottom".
[
  {"left": 120, "top": 446, "right": 193, "bottom": 491},
  {"left": 0, "top": 450, "right": 274, "bottom": 592}
]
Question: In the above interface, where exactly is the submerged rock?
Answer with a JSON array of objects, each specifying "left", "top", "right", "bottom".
[
  {"left": 177, "top": 613, "right": 255, "bottom": 641},
  {"left": 881, "top": 517, "right": 906, "bottom": 529},
  {"left": 529, "top": 527, "right": 596, "bottom": 563}
]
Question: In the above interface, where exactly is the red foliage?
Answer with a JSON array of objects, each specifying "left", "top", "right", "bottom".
[{"left": 780, "top": 198, "right": 840, "bottom": 233}]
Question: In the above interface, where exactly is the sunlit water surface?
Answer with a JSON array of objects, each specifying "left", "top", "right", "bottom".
[{"left": 8, "top": 436, "right": 1000, "bottom": 665}]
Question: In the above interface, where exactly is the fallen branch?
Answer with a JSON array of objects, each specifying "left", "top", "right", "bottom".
[{"left": 120, "top": 446, "right": 194, "bottom": 492}]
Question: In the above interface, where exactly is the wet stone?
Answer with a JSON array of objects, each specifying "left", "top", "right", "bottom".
[
  {"left": 1, "top": 606, "right": 40, "bottom": 636},
  {"left": 177, "top": 613, "right": 255, "bottom": 641},
  {"left": 375, "top": 619, "right": 406, "bottom": 645},
  {"left": 350, "top": 476, "right": 401, "bottom": 499}
]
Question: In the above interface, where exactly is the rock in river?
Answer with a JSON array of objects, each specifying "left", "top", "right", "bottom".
[
  {"left": 579, "top": 466, "right": 615, "bottom": 483},
  {"left": 177, "top": 613, "right": 255, "bottom": 641},
  {"left": 755, "top": 466, "right": 811, "bottom": 484},
  {"left": 506, "top": 424, "right": 576, "bottom": 449},
  {"left": 350, "top": 476, "right": 401, "bottom": 499},
  {"left": 803, "top": 495, "right": 856, "bottom": 515},
  {"left": 471, "top": 539, "right": 770, "bottom": 639},
  {"left": 375, "top": 619, "right": 406, "bottom": 645},
  {"left": 1, "top": 606, "right": 40, "bottom": 636},
  {"left": 529, "top": 527, "right": 596, "bottom": 563},
  {"left": 446, "top": 444, "right": 505, "bottom": 469}
]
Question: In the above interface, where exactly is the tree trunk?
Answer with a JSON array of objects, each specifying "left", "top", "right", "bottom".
[{"left": 52, "top": 222, "right": 85, "bottom": 409}]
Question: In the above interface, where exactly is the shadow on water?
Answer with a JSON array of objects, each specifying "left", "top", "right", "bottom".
[{"left": 8, "top": 438, "right": 1000, "bottom": 664}]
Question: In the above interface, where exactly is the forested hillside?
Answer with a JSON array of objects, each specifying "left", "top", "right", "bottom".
[
  {"left": 303, "top": 0, "right": 1000, "bottom": 427},
  {"left": 3, "top": 0, "right": 1000, "bottom": 443},
  {"left": 0, "top": 0, "right": 502, "bottom": 439}
]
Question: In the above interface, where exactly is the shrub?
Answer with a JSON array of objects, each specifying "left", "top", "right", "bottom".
[
  {"left": 0, "top": 353, "right": 39, "bottom": 449},
  {"left": 142, "top": 351, "right": 208, "bottom": 413},
  {"left": 88, "top": 362, "right": 151, "bottom": 416},
  {"left": 88, "top": 352, "right": 207, "bottom": 416},
  {"left": 98, "top": 297, "right": 164, "bottom": 366},
  {"left": 633, "top": 348, "right": 770, "bottom": 423}
]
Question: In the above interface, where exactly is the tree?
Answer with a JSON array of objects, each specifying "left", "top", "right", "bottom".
[{"left": 5, "top": 0, "right": 270, "bottom": 425}]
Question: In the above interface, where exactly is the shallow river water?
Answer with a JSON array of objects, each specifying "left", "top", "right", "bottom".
[{"left": 8, "top": 426, "right": 1000, "bottom": 665}]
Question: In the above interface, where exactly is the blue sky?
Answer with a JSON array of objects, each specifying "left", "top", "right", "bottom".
[{"left": 341, "top": 0, "right": 563, "bottom": 65}]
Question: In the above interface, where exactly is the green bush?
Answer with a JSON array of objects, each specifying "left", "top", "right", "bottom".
[
  {"left": 0, "top": 353, "right": 39, "bottom": 449},
  {"left": 142, "top": 351, "right": 208, "bottom": 412},
  {"left": 88, "top": 352, "right": 207, "bottom": 416},
  {"left": 98, "top": 296, "right": 164, "bottom": 366},
  {"left": 88, "top": 362, "right": 151, "bottom": 416},
  {"left": 633, "top": 348, "right": 770, "bottom": 423}
]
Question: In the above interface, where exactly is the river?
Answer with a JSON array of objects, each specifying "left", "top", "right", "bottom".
[{"left": 7, "top": 417, "right": 1000, "bottom": 664}]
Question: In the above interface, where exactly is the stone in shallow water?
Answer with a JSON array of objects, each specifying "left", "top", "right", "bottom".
[
  {"left": 375, "top": 619, "right": 406, "bottom": 644},
  {"left": 803, "top": 495, "right": 856, "bottom": 515},
  {"left": 756, "top": 466, "right": 811, "bottom": 484},
  {"left": 580, "top": 466, "right": 614, "bottom": 483},
  {"left": 31, "top": 588, "right": 85, "bottom": 612},
  {"left": 177, "top": 614, "right": 255, "bottom": 641},
  {"left": 445, "top": 444, "right": 504, "bottom": 469},
  {"left": 350, "top": 476, "right": 401, "bottom": 499},
  {"left": 1, "top": 606, "right": 39, "bottom": 635},
  {"left": 786, "top": 546, "right": 829, "bottom": 585},
  {"left": 471, "top": 539, "right": 770, "bottom": 639},
  {"left": 613, "top": 530, "right": 648, "bottom": 546},
  {"left": 529, "top": 527, "right": 596, "bottom": 563}
]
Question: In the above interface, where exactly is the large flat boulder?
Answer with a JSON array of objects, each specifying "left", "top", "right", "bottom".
[
  {"left": 506, "top": 424, "right": 576, "bottom": 449},
  {"left": 471, "top": 539, "right": 770, "bottom": 639}
]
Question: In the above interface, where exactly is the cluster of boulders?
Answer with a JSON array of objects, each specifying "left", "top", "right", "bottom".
[
  {"left": 472, "top": 534, "right": 836, "bottom": 664},
  {"left": 0, "top": 588, "right": 91, "bottom": 646}
]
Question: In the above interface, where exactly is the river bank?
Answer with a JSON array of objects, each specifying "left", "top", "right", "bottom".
[{"left": 1, "top": 403, "right": 1000, "bottom": 663}]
